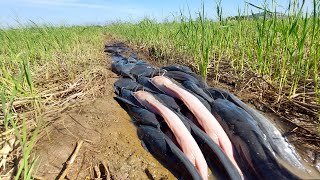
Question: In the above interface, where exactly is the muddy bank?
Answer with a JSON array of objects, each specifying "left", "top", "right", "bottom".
[{"left": 34, "top": 54, "right": 174, "bottom": 179}]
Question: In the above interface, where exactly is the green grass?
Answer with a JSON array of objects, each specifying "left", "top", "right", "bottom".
[
  {"left": 105, "top": 1, "right": 320, "bottom": 106},
  {"left": 0, "top": 24, "right": 107, "bottom": 179}
]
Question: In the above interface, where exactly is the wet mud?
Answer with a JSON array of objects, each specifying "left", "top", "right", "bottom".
[{"left": 34, "top": 54, "right": 174, "bottom": 179}]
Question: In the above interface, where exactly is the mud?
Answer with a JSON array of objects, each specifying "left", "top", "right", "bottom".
[{"left": 34, "top": 55, "right": 174, "bottom": 179}]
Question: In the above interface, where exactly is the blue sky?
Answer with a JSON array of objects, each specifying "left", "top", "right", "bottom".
[{"left": 0, "top": 0, "right": 314, "bottom": 27}]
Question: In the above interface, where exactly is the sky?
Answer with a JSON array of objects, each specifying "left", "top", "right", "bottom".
[{"left": 0, "top": 0, "right": 314, "bottom": 28}]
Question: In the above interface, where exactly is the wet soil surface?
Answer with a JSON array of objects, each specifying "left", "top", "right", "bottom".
[{"left": 34, "top": 53, "right": 174, "bottom": 179}]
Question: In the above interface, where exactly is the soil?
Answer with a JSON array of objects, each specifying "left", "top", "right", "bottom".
[
  {"left": 33, "top": 38, "right": 320, "bottom": 179},
  {"left": 33, "top": 41, "right": 174, "bottom": 179}
]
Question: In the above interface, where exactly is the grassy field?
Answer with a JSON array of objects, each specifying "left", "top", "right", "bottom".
[
  {"left": 1, "top": 0, "right": 320, "bottom": 179},
  {"left": 106, "top": 1, "right": 320, "bottom": 106},
  {"left": 0, "top": 25, "right": 108, "bottom": 179}
]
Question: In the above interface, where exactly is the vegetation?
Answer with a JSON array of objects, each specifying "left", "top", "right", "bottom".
[
  {"left": 106, "top": 0, "right": 320, "bottom": 107},
  {"left": 1, "top": 0, "right": 320, "bottom": 179},
  {"left": 0, "top": 25, "right": 107, "bottom": 179}
]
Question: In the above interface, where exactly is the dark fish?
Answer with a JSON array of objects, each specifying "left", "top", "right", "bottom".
[
  {"left": 115, "top": 83, "right": 241, "bottom": 179},
  {"left": 111, "top": 57, "right": 136, "bottom": 78},
  {"left": 115, "top": 95, "right": 202, "bottom": 179},
  {"left": 104, "top": 42, "right": 129, "bottom": 54},
  {"left": 190, "top": 91, "right": 212, "bottom": 112},
  {"left": 162, "top": 64, "right": 193, "bottom": 73},
  {"left": 182, "top": 81, "right": 214, "bottom": 104},
  {"left": 136, "top": 60, "right": 148, "bottom": 65},
  {"left": 130, "top": 65, "right": 166, "bottom": 79},
  {"left": 116, "top": 88, "right": 143, "bottom": 108},
  {"left": 138, "top": 125, "right": 202, "bottom": 180},
  {"left": 109, "top": 44, "right": 304, "bottom": 178},
  {"left": 150, "top": 76, "right": 239, "bottom": 171},
  {"left": 164, "top": 71, "right": 207, "bottom": 88},
  {"left": 175, "top": 112, "right": 243, "bottom": 180},
  {"left": 114, "top": 78, "right": 183, "bottom": 112},
  {"left": 211, "top": 98, "right": 300, "bottom": 180},
  {"left": 206, "top": 87, "right": 306, "bottom": 172},
  {"left": 114, "top": 96, "right": 159, "bottom": 128},
  {"left": 136, "top": 76, "right": 163, "bottom": 93},
  {"left": 154, "top": 93, "right": 182, "bottom": 112},
  {"left": 114, "top": 78, "right": 141, "bottom": 92},
  {"left": 162, "top": 65, "right": 208, "bottom": 88}
]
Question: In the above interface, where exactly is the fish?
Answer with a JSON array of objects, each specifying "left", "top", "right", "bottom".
[
  {"left": 175, "top": 112, "right": 243, "bottom": 180},
  {"left": 211, "top": 98, "right": 301, "bottom": 180},
  {"left": 116, "top": 81, "right": 241, "bottom": 179},
  {"left": 181, "top": 80, "right": 214, "bottom": 104},
  {"left": 164, "top": 71, "right": 207, "bottom": 88},
  {"left": 114, "top": 96, "right": 202, "bottom": 179},
  {"left": 130, "top": 64, "right": 166, "bottom": 79},
  {"left": 162, "top": 65, "right": 208, "bottom": 88},
  {"left": 104, "top": 42, "right": 129, "bottom": 54},
  {"left": 161, "top": 64, "right": 194, "bottom": 74},
  {"left": 133, "top": 91, "right": 209, "bottom": 179},
  {"left": 205, "top": 87, "right": 306, "bottom": 172},
  {"left": 136, "top": 76, "right": 164, "bottom": 93},
  {"left": 138, "top": 125, "right": 203, "bottom": 180},
  {"left": 111, "top": 55, "right": 137, "bottom": 78},
  {"left": 108, "top": 44, "right": 307, "bottom": 178},
  {"left": 150, "top": 76, "right": 242, "bottom": 176}
]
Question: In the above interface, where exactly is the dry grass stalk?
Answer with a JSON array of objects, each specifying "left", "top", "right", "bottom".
[{"left": 57, "top": 140, "right": 84, "bottom": 180}]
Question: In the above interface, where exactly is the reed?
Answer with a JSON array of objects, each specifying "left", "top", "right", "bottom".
[
  {"left": 0, "top": 24, "right": 106, "bottom": 179},
  {"left": 106, "top": 0, "right": 320, "bottom": 105}
]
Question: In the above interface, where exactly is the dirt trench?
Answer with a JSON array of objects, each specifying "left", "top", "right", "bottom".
[{"left": 33, "top": 53, "right": 174, "bottom": 179}]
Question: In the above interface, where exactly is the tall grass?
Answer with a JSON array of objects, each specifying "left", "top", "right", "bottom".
[
  {"left": 0, "top": 24, "right": 106, "bottom": 178},
  {"left": 1, "top": 57, "right": 38, "bottom": 179},
  {"left": 106, "top": 0, "right": 320, "bottom": 106}
]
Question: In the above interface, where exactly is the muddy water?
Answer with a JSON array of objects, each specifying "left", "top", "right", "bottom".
[
  {"left": 263, "top": 112, "right": 320, "bottom": 178},
  {"left": 206, "top": 82, "right": 320, "bottom": 178},
  {"left": 34, "top": 63, "right": 174, "bottom": 179}
]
